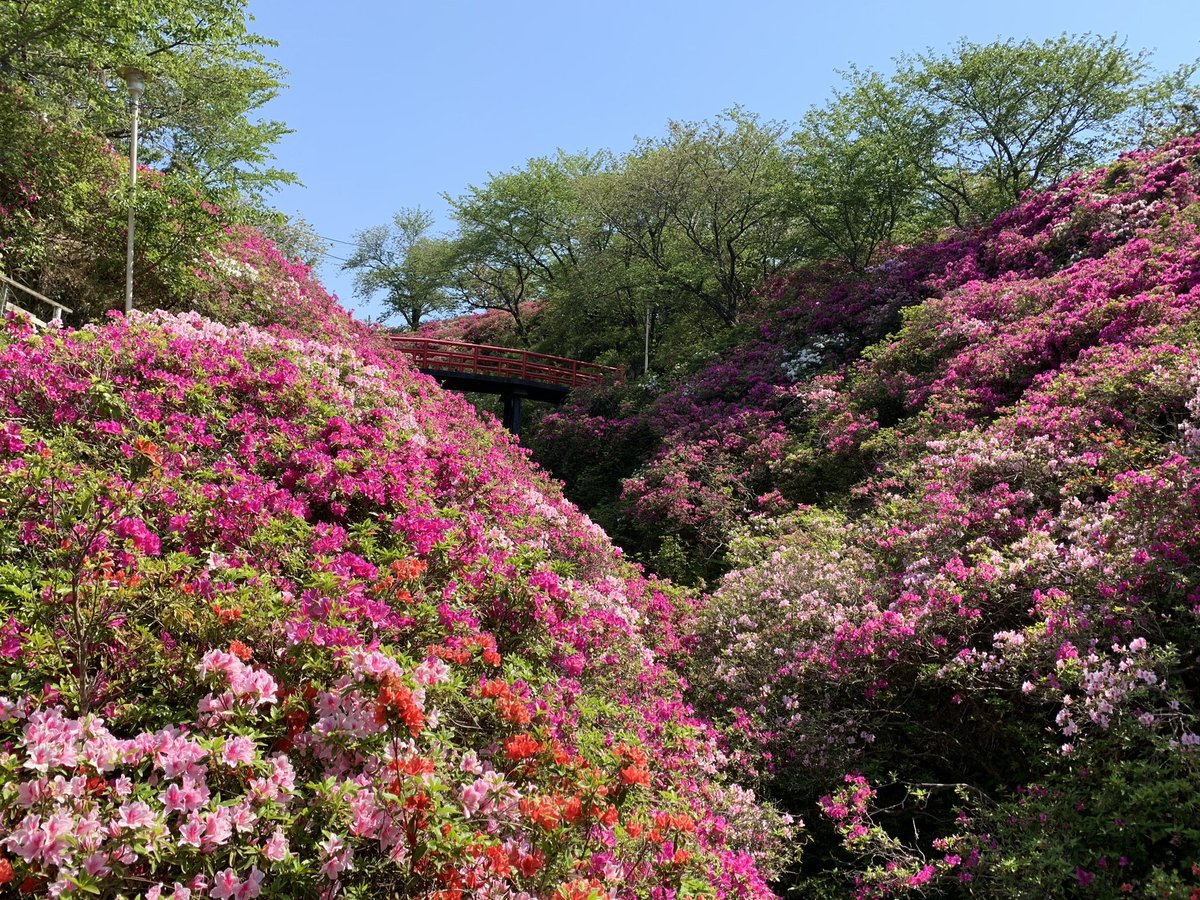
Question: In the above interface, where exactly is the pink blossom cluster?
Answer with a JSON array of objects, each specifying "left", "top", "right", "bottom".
[
  {"left": 0, "top": 230, "right": 789, "bottom": 895},
  {"left": 677, "top": 138, "right": 1200, "bottom": 895}
]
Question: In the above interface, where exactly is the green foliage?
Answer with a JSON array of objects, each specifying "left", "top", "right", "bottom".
[
  {"left": 789, "top": 92, "right": 923, "bottom": 271},
  {"left": 240, "top": 208, "right": 330, "bottom": 269},
  {"left": 406, "top": 112, "right": 804, "bottom": 367},
  {"left": 389, "top": 38, "right": 1200, "bottom": 376},
  {"left": 0, "top": 86, "right": 225, "bottom": 320},
  {"left": 0, "top": 0, "right": 293, "bottom": 200},
  {"left": 846, "top": 35, "right": 1163, "bottom": 225},
  {"left": 588, "top": 108, "right": 800, "bottom": 329},
  {"left": 342, "top": 208, "right": 461, "bottom": 330}
]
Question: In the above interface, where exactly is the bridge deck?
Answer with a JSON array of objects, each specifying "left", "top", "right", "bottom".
[
  {"left": 388, "top": 335, "right": 622, "bottom": 435},
  {"left": 388, "top": 336, "right": 621, "bottom": 390}
]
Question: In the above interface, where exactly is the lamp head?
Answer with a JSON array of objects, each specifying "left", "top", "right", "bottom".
[{"left": 116, "top": 66, "right": 147, "bottom": 101}]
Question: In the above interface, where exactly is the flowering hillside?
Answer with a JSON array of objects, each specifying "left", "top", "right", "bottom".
[
  {"left": 0, "top": 230, "right": 789, "bottom": 895},
  {"left": 538, "top": 137, "right": 1200, "bottom": 896},
  {"left": 415, "top": 303, "right": 545, "bottom": 346}
]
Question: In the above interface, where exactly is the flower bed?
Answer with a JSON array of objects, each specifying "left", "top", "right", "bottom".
[{"left": 0, "top": 269, "right": 787, "bottom": 895}]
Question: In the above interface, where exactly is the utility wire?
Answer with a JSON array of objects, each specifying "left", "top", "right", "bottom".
[{"left": 314, "top": 248, "right": 352, "bottom": 264}]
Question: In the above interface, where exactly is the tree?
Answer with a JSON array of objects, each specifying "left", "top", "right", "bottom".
[
  {"left": 441, "top": 152, "right": 607, "bottom": 344},
  {"left": 585, "top": 109, "right": 800, "bottom": 327},
  {"left": 846, "top": 35, "right": 1157, "bottom": 224},
  {"left": 447, "top": 152, "right": 605, "bottom": 285},
  {"left": 243, "top": 209, "right": 329, "bottom": 269},
  {"left": 342, "top": 208, "right": 459, "bottom": 331},
  {"left": 788, "top": 93, "right": 923, "bottom": 272},
  {"left": 0, "top": 0, "right": 292, "bottom": 200},
  {"left": 439, "top": 228, "right": 538, "bottom": 346},
  {"left": 1129, "top": 61, "right": 1200, "bottom": 148}
]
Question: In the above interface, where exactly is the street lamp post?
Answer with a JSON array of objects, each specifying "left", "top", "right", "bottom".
[
  {"left": 644, "top": 302, "right": 652, "bottom": 375},
  {"left": 117, "top": 67, "right": 146, "bottom": 314}
]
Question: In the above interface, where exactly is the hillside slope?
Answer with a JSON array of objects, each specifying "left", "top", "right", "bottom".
[
  {"left": 0, "top": 237, "right": 788, "bottom": 895},
  {"left": 539, "top": 137, "right": 1200, "bottom": 897}
]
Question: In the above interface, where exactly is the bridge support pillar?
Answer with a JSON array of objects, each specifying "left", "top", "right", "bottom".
[{"left": 501, "top": 390, "right": 526, "bottom": 435}]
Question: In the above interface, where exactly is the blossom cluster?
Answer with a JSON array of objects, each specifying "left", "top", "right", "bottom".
[
  {"left": 542, "top": 137, "right": 1200, "bottom": 895},
  {"left": 0, "top": 244, "right": 789, "bottom": 896}
]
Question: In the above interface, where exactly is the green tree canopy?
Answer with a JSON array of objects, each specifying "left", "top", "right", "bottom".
[
  {"left": 0, "top": 0, "right": 292, "bottom": 200},
  {"left": 342, "top": 208, "right": 460, "bottom": 331},
  {"left": 846, "top": 35, "right": 1163, "bottom": 224},
  {"left": 788, "top": 91, "right": 923, "bottom": 272},
  {"left": 590, "top": 109, "right": 800, "bottom": 327}
]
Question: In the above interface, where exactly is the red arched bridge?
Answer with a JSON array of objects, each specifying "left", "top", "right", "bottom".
[{"left": 388, "top": 336, "right": 623, "bottom": 434}]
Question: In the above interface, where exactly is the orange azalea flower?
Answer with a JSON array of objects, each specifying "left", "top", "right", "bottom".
[
  {"left": 284, "top": 707, "right": 308, "bottom": 739},
  {"left": 519, "top": 796, "right": 561, "bottom": 831},
  {"left": 228, "top": 640, "right": 253, "bottom": 661},
  {"left": 562, "top": 796, "right": 583, "bottom": 824},
  {"left": 497, "top": 696, "right": 531, "bottom": 725},
  {"left": 503, "top": 734, "right": 542, "bottom": 761},
  {"left": 485, "top": 844, "right": 510, "bottom": 876},
  {"left": 212, "top": 603, "right": 242, "bottom": 625},
  {"left": 479, "top": 678, "right": 510, "bottom": 700},
  {"left": 133, "top": 437, "right": 164, "bottom": 467},
  {"left": 619, "top": 764, "right": 651, "bottom": 787},
  {"left": 549, "top": 739, "right": 572, "bottom": 765},
  {"left": 390, "top": 558, "right": 426, "bottom": 580},
  {"left": 375, "top": 675, "right": 424, "bottom": 736},
  {"left": 554, "top": 878, "right": 601, "bottom": 900},
  {"left": 516, "top": 849, "right": 544, "bottom": 877},
  {"left": 653, "top": 811, "right": 695, "bottom": 832},
  {"left": 389, "top": 754, "right": 435, "bottom": 779},
  {"left": 614, "top": 742, "right": 648, "bottom": 767}
]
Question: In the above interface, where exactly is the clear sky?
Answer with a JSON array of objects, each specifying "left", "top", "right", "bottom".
[{"left": 244, "top": 0, "right": 1200, "bottom": 320}]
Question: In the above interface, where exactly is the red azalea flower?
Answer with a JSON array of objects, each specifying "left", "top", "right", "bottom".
[
  {"left": 503, "top": 734, "right": 542, "bottom": 761},
  {"left": 620, "top": 764, "right": 651, "bottom": 787}
]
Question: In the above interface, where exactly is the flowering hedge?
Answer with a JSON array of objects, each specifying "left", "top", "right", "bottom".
[
  {"left": 536, "top": 137, "right": 1200, "bottom": 587},
  {"left": 535, "top": 136, "right": 1200, "bottom": 895},
  {"left": 684, "top": 138, "right": 1200, "bottom": 895},
  {"left": 0, "top": 267, "right": 789, "bottom": 896}
]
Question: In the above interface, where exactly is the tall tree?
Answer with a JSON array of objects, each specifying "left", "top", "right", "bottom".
[
  {"left": 587, "top": 109, "right": 800, "bottom": 327},
  {"left": 343, "top": 208, "right": 459, "bottom": 330},
  {"left": 447, "top": 152, "right": 605, "bottom": 286},
  {"left": 1129, "top": 61, "right": 1200, "bottom": 148},
  {"left": 440, "top": 228, "right": 537, "bottom": 346},
  {"left": 788, "top": 92, "right": 923, "bottom": 272},
  {"left": 847, "top": 35, "right": 1157, "bottom": 224},
  {"left": 441, "top": 152, "right": 608, "bottom": 342},
  {"left": 0, "top": 0, "right": 292, "bottom": 199}
]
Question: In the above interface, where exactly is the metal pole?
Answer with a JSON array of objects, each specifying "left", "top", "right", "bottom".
[
  {"left": 124, "top": 87, "right": 141, "bottom": 314},
  {"left": 644, "top": 302, "right": 651, "bottom": 375}
]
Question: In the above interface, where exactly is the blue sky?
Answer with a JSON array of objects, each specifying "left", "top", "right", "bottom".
[{"left": 244, "top": 0, "right": 1200, "bottom": 320}]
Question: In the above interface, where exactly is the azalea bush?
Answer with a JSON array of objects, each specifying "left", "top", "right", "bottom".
[
  {"left": 682, "top": 138, "right": 1200, "bottom": 896},
  {"left": 532, "top": 136, "right": 1200, "bottom": 895},
  {"left": 415, "top": 302, "right": 546, "bottom": 346},
  {"left": 535, "top": 137, "right": 1200, "bottom": 585},
  {"left": 0, "top": 305, "right": 790, "bottom": 897}
]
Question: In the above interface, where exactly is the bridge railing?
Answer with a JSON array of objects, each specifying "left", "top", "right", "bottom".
[
  {"left": 0, "top": 273, "right": 73, "bottom": 328},
  {"left": 389, "top": 336, "right": 624, "bottom": 389}
]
